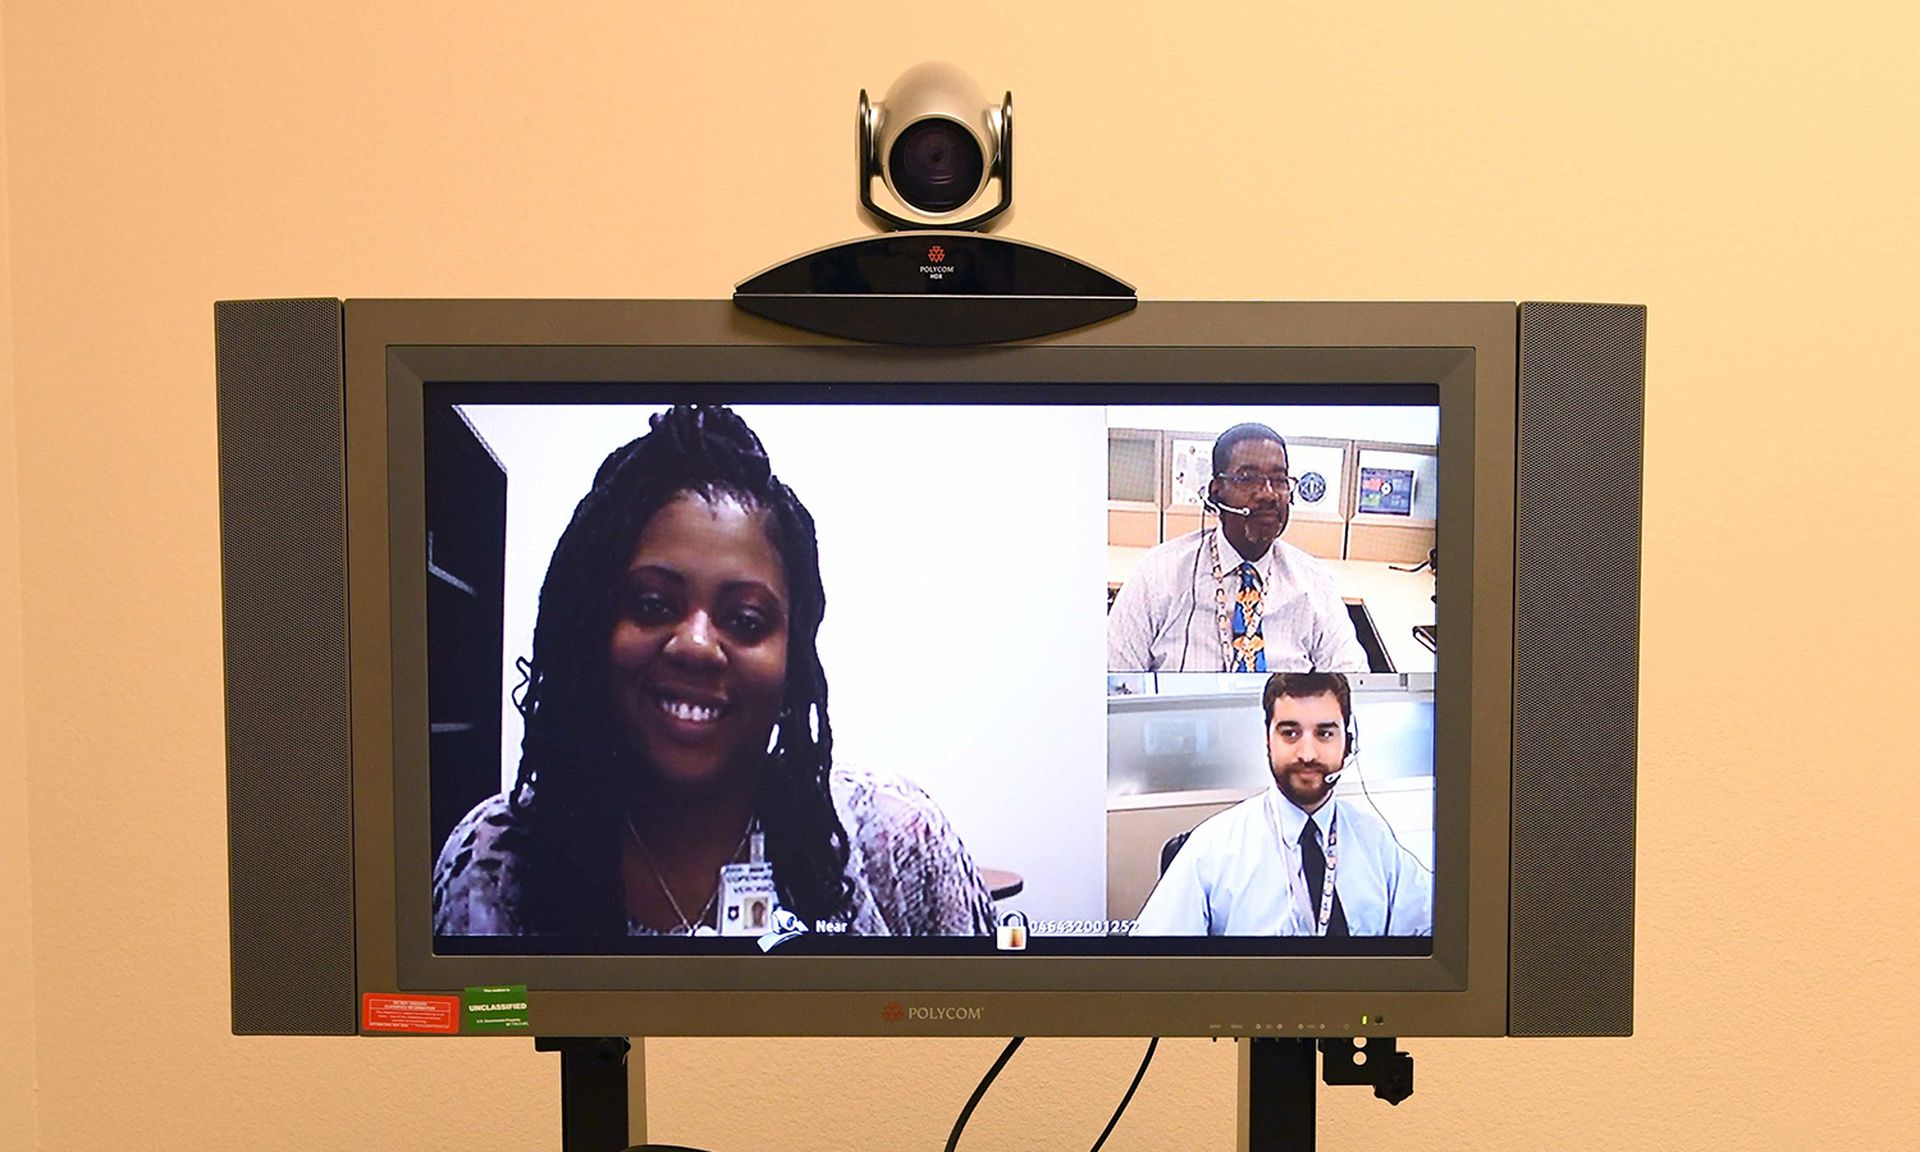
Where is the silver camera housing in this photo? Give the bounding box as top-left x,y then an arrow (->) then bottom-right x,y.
858,63 -> 1011,231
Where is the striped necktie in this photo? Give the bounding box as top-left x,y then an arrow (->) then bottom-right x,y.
1229,561 -> 1267,672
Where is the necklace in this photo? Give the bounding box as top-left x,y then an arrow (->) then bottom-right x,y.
624,813 -> 754,935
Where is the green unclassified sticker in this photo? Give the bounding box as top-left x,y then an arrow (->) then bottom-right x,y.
462,985 -> 531,1031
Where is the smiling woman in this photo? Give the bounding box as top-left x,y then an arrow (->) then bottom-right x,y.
431,404 -> 996,940
609,493 -> 792,797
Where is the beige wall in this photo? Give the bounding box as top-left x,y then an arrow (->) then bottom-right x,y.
6,2 -> 1918,1150
1,9 -> 41,1147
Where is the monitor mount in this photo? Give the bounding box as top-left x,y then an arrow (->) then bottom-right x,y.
1243,1036 -> 1414,1150
536,1033 -> 1412,1152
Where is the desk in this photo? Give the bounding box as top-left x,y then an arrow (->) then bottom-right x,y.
1321,558 -> 1435,673
981,868 -> 1024,901
1106,547 -> 1436,673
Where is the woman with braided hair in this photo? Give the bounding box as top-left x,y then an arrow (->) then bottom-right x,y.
432,404 -> 995,939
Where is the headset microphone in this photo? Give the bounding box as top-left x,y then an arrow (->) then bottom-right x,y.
1180,490 -> 1253,672
1322,709 -> 1361,786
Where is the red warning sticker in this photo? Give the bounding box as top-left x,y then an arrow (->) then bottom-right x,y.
362,993 -> 460,1034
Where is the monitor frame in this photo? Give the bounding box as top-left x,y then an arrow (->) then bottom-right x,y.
337,299 -> 1515,1038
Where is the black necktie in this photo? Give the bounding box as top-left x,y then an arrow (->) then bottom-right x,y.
1299,817 -> 1350,937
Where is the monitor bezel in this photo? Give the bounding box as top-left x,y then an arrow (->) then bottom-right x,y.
344,299 -> 1515,1037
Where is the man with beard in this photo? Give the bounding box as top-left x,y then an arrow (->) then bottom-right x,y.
1107,423 -> 1367,673
1131,672 -> 1431,937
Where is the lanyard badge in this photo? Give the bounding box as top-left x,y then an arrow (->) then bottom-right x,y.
1279,804 -> 1341,937
1313,814 -> 1340,937
718,828 -> 777,937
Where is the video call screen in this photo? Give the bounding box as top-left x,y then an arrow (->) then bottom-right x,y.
422,385 -> 1438,958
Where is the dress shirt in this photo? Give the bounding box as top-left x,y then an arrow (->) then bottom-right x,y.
1107,529 -> 1368,673
1132,787 -> 1432,937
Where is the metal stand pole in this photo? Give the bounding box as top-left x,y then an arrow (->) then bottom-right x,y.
1241,1039 -> 1318,1152
537,1036 -> 632,1152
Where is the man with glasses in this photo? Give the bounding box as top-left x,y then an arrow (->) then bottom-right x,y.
1108,422 -> 1368,672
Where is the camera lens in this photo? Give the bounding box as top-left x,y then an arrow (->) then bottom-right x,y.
887,119 -> 985,214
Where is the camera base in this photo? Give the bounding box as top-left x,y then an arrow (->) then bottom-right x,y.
733,231 -> 1134,345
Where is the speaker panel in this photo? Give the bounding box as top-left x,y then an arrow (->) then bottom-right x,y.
1509,301 -> 1645,1036
216,298 -> 358,1034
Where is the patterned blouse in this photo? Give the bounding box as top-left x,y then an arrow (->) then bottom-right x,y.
433,765 -> 996,937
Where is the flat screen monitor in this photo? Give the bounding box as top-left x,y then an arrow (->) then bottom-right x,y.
217,299 -> 1642,1042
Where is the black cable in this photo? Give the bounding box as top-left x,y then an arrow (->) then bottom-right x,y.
943,1037 -> 1024,1152
1088,1038 -> 1159,1152
1390,546 -> 1439,574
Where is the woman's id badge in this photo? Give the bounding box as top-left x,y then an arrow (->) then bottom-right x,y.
718,860 -> 776,936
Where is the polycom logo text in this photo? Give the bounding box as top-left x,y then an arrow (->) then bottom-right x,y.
910,1006 -> 983,1020
880,1002 -> 984,1022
